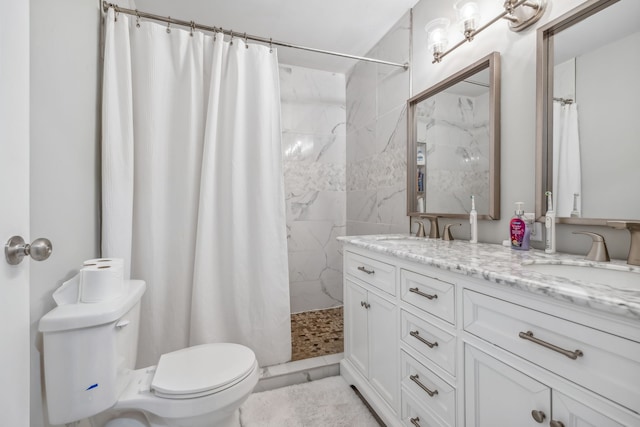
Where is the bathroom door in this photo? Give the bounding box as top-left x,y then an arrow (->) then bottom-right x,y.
0,1 -> 31,425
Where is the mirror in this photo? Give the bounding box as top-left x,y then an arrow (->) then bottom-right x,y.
407,52 -> 500,219
536,0 -> 640,224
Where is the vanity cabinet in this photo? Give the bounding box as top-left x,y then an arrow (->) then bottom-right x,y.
465,344 -> 633,427
340,243 -> 640,427
343,251 -> 398,415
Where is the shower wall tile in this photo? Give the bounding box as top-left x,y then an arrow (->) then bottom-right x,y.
280,64 -> 346,313
345,11 -> 411,237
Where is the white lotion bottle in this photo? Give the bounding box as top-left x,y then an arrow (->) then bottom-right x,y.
545,191 -> 556,253
470,195 -> 478,244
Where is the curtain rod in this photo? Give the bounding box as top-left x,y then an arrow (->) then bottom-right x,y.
102,2 -> 409,70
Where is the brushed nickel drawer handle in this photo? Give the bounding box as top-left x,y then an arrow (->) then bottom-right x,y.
409,287 -> 438,300
519,331 -> 584,360
409,374 -> 438,397
357,265 -> 375,275
410,416 -> 421,427
410,330 -> 438,348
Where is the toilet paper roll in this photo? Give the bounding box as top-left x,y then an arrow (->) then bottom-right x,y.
79,258 -> 125,303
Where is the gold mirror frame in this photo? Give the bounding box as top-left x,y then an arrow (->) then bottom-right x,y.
535,0 -> 624,225
407,52 -> 501,220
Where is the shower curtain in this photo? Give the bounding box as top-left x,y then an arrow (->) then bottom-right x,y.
552,102 -> 582,217
102,8 -> 291,367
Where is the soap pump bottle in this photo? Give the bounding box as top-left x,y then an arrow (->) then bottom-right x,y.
544,191 -> 556,254
510,202 -> 530,251
469,195 -> 478,244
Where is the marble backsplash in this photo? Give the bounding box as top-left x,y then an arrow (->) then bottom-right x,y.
345,11 -> 412,236
279,65 -> 346,313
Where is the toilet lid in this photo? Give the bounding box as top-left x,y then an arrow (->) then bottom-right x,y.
151,343 -> 256,397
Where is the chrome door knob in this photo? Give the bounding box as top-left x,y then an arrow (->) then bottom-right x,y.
5,236 -> 53,265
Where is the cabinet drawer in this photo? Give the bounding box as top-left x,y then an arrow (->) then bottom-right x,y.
345,251 -> 395,295
401,388 -> 451,427
401,310 -> 456,376
401,269 -> 455,324
463,290 -> 640,414
401,351 -> 456,427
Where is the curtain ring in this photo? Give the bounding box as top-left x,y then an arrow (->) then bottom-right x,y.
166,17 -> 171,34
190,21 -> 195,37
230,30 -> 234,45
244,32 -> 249,49
114,5 -> 119,22
135,9 -> 141,28
269,37 -> 273,53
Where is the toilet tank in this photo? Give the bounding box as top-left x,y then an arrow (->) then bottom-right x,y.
39,280 -> 146,425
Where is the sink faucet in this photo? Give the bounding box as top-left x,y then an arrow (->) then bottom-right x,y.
607,221 -> 640,266
419,215 -> 440,239
573,231 -> 610,262
443,223 -> 461,241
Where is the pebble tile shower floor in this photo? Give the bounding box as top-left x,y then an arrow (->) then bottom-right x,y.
291,307 -> 343,361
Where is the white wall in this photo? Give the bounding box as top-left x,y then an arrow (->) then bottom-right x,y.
29,1 -> 102,425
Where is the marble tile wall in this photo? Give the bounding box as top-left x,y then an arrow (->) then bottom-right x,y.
279,65 -> 346,313
346,11 -> 412,236
416,92 -> 491,214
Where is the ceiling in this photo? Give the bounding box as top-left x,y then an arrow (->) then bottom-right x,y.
132,0 -> 420,73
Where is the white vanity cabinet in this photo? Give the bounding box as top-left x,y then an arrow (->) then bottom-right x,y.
340,241 -> 640,427
343,251 -> 398,418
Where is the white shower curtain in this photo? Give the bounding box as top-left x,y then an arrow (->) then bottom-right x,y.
552,102 -> 582,217
102,9 -> 291,368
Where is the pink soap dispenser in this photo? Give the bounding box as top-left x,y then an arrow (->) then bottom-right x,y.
510,202 -> 530,251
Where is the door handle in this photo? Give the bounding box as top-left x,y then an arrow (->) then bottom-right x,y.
5,236 -> 53,265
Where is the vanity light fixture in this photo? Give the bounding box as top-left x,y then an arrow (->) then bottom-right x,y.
425,18 -> 451,63
426,0 -> 547,63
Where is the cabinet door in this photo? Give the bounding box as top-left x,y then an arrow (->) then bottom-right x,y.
345,279 -> 369,376
552,391 -> 630,427
465,345 -> 550,427
368,291 -> 398,411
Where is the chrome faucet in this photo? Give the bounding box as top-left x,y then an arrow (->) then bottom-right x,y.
419,215 -> 440,239
573,231 -> 610,262
607,221 -> 640,266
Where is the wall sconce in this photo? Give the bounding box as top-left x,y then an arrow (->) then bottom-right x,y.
425,18 -> 450,63
426,0 -> 547,63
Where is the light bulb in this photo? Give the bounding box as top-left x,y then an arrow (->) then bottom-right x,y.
425,18 -> 450,60
454,1 -> 480,37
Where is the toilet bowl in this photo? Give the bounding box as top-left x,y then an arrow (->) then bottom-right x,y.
95,343 -> 259,427
39,276 -> 259,427
97,343 -> 259,427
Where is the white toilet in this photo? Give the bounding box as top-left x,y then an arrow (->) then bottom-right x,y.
39,279 -> 259,427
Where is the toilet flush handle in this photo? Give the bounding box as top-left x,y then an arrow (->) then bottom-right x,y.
115,319 -> 130,329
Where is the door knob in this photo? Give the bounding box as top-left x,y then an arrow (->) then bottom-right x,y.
5,235 -> 53,265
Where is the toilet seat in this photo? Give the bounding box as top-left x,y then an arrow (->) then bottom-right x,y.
151,343 -> 256,399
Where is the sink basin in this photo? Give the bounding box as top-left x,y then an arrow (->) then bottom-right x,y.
522,262 -> 640,289
374,237 -> 429,246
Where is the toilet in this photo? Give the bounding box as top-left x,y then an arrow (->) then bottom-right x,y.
39,279 -> 259,427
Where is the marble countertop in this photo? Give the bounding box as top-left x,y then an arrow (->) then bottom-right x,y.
338,234 -> 640,321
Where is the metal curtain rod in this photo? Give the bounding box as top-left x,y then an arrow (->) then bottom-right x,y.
102,1 -> 409,70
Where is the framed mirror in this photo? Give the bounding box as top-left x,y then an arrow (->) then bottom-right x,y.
407,52 -> 500,219
536,0 -> 640,224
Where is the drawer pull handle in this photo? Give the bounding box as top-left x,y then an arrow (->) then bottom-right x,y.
519,331 -> 584,360
409,287 -> 438,300
531,409 -> 546,423
550,421 -> 565,427
410,416 -> 421,427
410,330 -> 438,348
357,266 -> 375,275
410,374 -> 438,397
